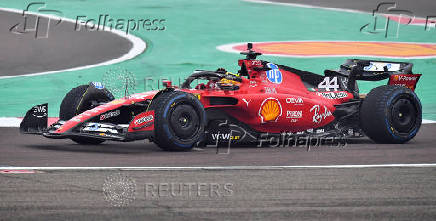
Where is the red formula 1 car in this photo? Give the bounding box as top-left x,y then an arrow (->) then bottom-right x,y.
21,43 -> 422,151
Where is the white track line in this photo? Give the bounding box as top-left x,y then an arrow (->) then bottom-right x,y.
1,164 -> 436,171
0,7 -> 146,80
0,118 -> 22,127
0,117 -> 58,127
217,41 -> 436,59
423,119 -> 436,124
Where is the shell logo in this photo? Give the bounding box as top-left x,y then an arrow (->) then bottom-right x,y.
259,98 -> 282,123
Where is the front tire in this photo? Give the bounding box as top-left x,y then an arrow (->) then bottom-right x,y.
149,91 -> 206,151
60,84 -> 113,145
360,85 -> 422,144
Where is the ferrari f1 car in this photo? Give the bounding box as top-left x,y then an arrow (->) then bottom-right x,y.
20,43 -> 422,151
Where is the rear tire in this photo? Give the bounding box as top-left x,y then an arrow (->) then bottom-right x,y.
60,84 -> 113,145
360,85 -> 422,144
149,91 -> 206,151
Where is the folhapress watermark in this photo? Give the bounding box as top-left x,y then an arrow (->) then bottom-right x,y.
361,2 -> 436,38
212,132 -> 348,154
425,16 -> 436,31
74,15 -> 166,35
257,133 -> 347,151
360,2 -> 414,38
9,2 -> 63,39
10,2 -> 166,39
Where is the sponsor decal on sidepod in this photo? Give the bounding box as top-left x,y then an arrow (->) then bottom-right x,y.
134,115 -> 154,126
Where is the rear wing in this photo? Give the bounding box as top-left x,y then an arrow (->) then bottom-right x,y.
387,73 -> 421,91
325,59 -> 421,94
342,59 -> 413,78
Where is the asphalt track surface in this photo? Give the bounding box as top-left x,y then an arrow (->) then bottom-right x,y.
1,124 -> 436,167
1,124 -> 436,219
0,10 -> 132,76
1,168 -> 436,220
268,0 -> 436,17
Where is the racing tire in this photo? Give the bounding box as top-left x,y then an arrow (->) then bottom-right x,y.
360,85 -> 422,144
59,85 -> 89,121
60,84 -> 113,145
149,90 -> 206,151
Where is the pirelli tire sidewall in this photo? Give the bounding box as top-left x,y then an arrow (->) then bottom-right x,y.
151,91 -> 206,151
360,85 -> 422,144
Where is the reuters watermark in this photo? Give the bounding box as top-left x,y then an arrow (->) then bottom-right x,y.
145,182 -> 234,199
102,173 -> 234,207
102,173 -> 137,207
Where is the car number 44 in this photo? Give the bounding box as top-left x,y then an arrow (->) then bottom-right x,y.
318,77 -> 339,91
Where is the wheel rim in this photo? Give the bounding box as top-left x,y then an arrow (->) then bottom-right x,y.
169,104 -> 201,140
391,97 -> 417,133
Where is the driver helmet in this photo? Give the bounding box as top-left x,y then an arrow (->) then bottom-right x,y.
215,68 -> 240,87
216,68 -> 240,77
224,71 -> 240,77
219,73 -> 241,87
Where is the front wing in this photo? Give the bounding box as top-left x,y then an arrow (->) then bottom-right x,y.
20,103 -> 156,142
